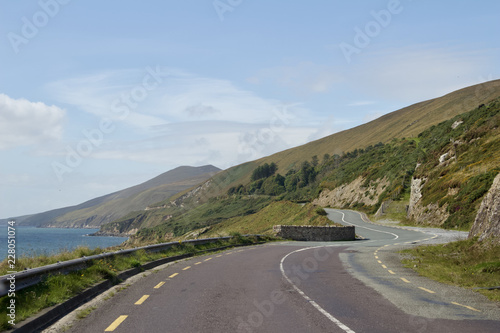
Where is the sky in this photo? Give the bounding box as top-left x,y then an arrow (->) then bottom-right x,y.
1,0 -> 499,218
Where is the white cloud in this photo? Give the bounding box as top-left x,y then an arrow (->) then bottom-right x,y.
0,94 -> 65,150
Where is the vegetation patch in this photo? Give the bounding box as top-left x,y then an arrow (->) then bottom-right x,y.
400,237 -> 500,302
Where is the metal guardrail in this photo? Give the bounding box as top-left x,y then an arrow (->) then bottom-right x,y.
0,236 -> 259,297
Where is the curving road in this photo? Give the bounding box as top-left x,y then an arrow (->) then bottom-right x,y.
61,209 -> 500,333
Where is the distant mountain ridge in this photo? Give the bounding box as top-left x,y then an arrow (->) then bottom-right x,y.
11,165 -> 221,228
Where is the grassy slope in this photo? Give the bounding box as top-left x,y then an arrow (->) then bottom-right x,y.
203,202 -> 337,237
401,238 -> 500,302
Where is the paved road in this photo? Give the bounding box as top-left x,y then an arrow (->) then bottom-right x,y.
62,209 -> 500,333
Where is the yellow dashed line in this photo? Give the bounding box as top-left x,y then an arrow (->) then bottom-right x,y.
169,273 -> 179,278
154,281 -> 165,289
204,257 -> 212,261
400,278 -> 410,283
194,262 -> 202,265
375,256 -> 379,259
451,302 -> 481,312
182,266 -> 191,270
135,295 -> 149,305
418,287 -> 436,294
382,265 -> 387,269
216,255 -> 223,257
226,252 -> 233,255
377,260 -> 382,264
388,270 -> 395,275
105,315 -> 128,331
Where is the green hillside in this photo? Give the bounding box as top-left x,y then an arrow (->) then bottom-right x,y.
105,81 -> 500,241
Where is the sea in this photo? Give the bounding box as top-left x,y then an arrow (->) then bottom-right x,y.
0,225 -> 128,261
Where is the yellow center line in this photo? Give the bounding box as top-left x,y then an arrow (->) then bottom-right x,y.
135,295 -> 149,305
388,270 -> 395,275
418,287 -> 436,294
451,302 -> 481,312
382,265 -> 387,269
194,262 -> 202,265
204,257 -> 212,261
375,256 -> 379,259
216,255 -> 223,257
154,281 -> 165,289
105,315 -> 128,331
169,273 -> 179,278
226,252 -> 233,255
182,266 -> 191,270
400,278 -> 410,283
377,260 -> 382,264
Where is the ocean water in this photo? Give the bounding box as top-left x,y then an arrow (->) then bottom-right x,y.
0,225 -> 128,261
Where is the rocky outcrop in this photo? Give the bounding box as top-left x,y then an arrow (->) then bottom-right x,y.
469,173 -> 500,242
407,177 -> 450,226
313,177 -> 389,208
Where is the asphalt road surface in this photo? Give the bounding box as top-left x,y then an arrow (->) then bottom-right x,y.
62,209 -> 500,332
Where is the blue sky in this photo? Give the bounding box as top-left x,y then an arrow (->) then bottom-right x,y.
1,0 -> 499,218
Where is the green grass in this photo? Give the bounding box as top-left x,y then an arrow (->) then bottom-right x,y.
0,236 -> 269,331
400,237 -> 500,302
204,201 -> 342,237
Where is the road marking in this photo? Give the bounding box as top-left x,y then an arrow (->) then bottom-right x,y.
388,270 -> 395,275
451,301 -> 481,312
169,273 -> 179,278
226,252 -> 233,255
154,281 -> 165,289
377,260 -> 382,264
216,255 -> 223,257
382,265 -> 387,269
337,211 -> 399,240
375,256 -> 379,259
135,295 -> 149,305
105,315 -> 128,331
182,266 -> 191,270
418,287 -> 436,294
194,262 -> 202,265
204,257 -> 212,261
400,278 -> 410,283
280,246 -> 356,333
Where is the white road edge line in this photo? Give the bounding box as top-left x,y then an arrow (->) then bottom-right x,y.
336,211 -> 399,240
280,247 -> 356,333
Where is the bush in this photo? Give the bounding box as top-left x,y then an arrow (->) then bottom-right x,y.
315,207 -> 327,216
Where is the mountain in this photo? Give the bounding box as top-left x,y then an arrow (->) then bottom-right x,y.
103,80 -> 500,241
13,165 -> 221,228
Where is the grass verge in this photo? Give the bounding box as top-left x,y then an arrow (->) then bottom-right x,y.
0,235 -> 272,331
400,237 -> 500,302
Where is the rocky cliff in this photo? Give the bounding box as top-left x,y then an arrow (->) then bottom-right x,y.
407,177 -> 450,226
313,177 -> 389,208
469,173 -> 500,242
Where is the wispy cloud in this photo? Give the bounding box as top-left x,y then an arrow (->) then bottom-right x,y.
348,101 -> 376,106
351,45 -> 495,103
247,61 -> 341,95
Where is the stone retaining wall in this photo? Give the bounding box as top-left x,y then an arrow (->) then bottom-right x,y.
273,225 -> 355,241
